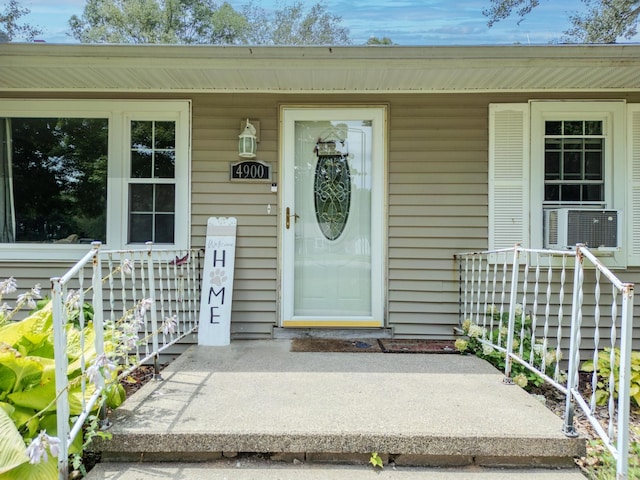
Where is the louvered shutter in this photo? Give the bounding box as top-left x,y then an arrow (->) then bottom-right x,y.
628,105 -> 640,266
488,104 -> 530,250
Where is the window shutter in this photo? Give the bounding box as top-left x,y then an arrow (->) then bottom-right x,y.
628,105 -> 640,266
488,104 -> 530,250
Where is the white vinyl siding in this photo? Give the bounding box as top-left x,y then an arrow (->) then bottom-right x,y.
488,104 -> 530,250
191,95 -> 278,337
5,93 -> 640,342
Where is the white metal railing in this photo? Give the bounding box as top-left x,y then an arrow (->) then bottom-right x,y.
455,244 -> 634,479
51,242 -> 202,479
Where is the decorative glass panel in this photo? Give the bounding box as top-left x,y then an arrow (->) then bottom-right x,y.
314,154 -> 351,241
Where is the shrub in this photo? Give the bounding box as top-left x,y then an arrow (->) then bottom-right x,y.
581,348 -> 640,407
456,305 -> 561,389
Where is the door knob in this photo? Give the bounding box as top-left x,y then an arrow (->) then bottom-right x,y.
286,207 -> 299,229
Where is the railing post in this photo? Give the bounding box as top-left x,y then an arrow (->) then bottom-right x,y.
617,283 -> 634,479
503,245 -> 520,383
51,278 -> 69,480
563,245 -> 584,437
91,242 -> 109,428
146,242 -> 161,379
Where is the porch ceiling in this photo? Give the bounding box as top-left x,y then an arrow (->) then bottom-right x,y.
2,43 -> 640,94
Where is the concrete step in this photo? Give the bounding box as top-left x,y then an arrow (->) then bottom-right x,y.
85,459 -> 586,480
92,341 -> 585,470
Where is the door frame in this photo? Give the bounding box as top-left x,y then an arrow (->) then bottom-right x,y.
279,105 -> 388,327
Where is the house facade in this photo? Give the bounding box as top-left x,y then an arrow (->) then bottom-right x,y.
1,43 -> 640,341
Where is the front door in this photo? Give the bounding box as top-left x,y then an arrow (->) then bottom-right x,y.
281,107 -> 386,327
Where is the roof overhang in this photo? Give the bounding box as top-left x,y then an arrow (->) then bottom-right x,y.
2,43 -> 640,94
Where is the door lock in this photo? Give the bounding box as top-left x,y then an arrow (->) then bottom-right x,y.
286,207 -> 299,229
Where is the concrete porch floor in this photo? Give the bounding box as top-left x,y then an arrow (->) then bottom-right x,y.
87,340 -> 586,479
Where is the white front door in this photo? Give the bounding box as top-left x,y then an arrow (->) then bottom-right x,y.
281,107 -> 386,327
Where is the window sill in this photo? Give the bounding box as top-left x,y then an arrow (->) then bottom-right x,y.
0,244 -> 100,263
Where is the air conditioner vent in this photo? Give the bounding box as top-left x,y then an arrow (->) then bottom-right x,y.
544,209 -> 621,250
546,210 -> 559,246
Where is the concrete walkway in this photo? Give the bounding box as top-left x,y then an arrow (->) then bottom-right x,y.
88,340 -> 586,479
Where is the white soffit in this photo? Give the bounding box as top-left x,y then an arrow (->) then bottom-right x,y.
1,44 -> 640,93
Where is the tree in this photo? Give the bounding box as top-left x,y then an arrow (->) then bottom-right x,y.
69,0 -> 250,44
483,0 -> 640,43
0,0 -> 42,42
565,0 -> 640,43
366,36 -> 395,45
241,1 -> 350,45
69,0 -> 351,45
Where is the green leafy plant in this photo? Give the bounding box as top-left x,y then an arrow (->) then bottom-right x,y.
581,348 -> 640,407
369,452 -> 383,469
456,305 -> 561,389
0,269 -> 147,480
581,435 -> 640,479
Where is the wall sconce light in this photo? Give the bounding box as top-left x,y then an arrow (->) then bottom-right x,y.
238,118 -> 257,158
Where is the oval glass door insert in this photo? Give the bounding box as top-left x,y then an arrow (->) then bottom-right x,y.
314,153 -> 351,241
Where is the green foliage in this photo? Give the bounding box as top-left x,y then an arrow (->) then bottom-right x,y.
0,408 -> 29,475
582,435 -> 640,479
69,0 -> 351,45
0,0 -> 42,42
483,0 -> 640,43
241,1 -> 350,45
69,0 -> 249,44
457,306 -> 560,389
581,348 -> 640,407
369,452 -> 383,469
0,294 -> 120,479
366,36 -> 396,45
565,0 -> 640,43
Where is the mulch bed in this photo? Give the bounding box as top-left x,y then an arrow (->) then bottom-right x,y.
290,338 -> 458,354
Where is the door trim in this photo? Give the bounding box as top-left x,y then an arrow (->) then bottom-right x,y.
279,105 -> 387,327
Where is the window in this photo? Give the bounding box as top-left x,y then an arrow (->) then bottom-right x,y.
489,101 -> 629,268
1,117 -> 108,245
543,120 -> 604,206
0,100 -> 191,260
128,120 -> 177,244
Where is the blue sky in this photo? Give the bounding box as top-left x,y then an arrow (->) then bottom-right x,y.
13,0 -> 634,45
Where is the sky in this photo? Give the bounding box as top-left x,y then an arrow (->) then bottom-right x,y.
11,0 -> 640,46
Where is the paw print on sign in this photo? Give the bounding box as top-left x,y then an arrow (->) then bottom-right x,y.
210,268 -> 227,286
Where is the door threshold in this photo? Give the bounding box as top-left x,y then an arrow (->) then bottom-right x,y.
272,327 -> 393,340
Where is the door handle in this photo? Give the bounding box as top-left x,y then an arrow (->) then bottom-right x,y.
286,207 -> 299,229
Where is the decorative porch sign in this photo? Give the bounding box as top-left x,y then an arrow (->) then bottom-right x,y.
198,217 -> 237,346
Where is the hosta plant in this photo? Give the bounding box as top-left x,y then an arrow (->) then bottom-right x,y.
456,305 -> 561,389
581,348 -> 640,407
0,272 -> 142,480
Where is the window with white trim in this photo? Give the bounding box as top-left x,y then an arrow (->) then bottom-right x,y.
128,120 -> 177,244
489,101 -> 629,268
0,100 -> 191,261
542,120 -> 605,206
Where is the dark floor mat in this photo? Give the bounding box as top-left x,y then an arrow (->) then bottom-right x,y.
290,338 -> 382,353
377,339 -> 457,354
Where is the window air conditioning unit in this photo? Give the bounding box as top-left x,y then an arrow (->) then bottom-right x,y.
543,208 -> 621,250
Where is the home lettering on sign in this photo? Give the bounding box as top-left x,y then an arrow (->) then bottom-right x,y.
198,217 -> 237,346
